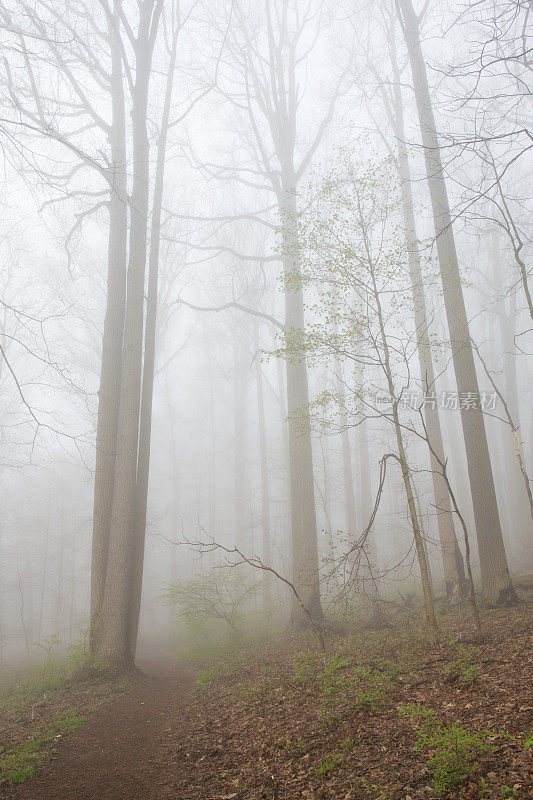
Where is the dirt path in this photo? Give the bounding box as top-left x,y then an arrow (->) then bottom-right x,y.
14,662 -> 194,800
8,608 -> 531,800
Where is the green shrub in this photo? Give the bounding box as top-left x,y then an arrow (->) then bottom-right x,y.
0,633 -> 99,716
400,704 -> 490,795
292,651 -> 395,722
165,567 -> 262,639
422,723 -> 489,795
443,645 -> 481,685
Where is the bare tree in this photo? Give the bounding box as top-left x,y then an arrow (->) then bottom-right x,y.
225,0 -> 344,624
358,9 -> 464,598
0,0 -> 129,651
395,0 -> 517,605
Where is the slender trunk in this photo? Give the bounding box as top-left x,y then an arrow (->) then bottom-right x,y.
254,318 -> 272,607
281,186 -> 322,625
384,52 -> 463,594
397,0 -> 516,605
127,19 -> 177,657
276,352 -> 289,457
234,333 -> 247,550
335,358 -> 357,538
413,481 -> 435,595
361,437 -> 380,608
491,231 -> 533,548
205,327 -> 217,540
68,524 -> 77,643
55,522 -> 64,640
164,369 -> 180,630
38,493 -> 51,642
358,416 -> 374,560
372,270 -> 439,643
393,119 -> 462,597
90,0 -> 128,655
97,2 -> 161,667
16,550 -> 31,660
318,434 -> 342,595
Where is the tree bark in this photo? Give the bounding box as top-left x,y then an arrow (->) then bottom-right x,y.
254,317 -> 273,607
390,82 -> 463,597
397,0 -> 516,605
282,187 -> 322,625
96,0 -> 163,667
127,11 -> 178,658
90,0 -> 128,656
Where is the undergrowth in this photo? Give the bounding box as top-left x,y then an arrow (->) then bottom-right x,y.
195,662 -> 226,695
0,708 -> 85,784
400,703 -> 491,795
293,650 -> 397,722
442,644 -> 482,685
314,737 -> 355,776
0,633 -> 100,717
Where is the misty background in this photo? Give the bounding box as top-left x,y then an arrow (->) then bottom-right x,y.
0,0 -> 531,663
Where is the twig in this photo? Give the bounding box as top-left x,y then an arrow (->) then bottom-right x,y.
182,534 -> 326,653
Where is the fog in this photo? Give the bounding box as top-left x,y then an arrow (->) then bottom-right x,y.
0,0 -> 531,666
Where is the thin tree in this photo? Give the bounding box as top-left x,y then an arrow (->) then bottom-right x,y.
227,0 -> 344,623
298,156 -> 440,643
395,0 -> 517,605
360,19 -> 464,598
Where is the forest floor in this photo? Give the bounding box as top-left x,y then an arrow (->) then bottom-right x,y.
0,604 -> 531,800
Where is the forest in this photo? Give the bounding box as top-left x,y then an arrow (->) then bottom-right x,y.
0,0 -> 531,798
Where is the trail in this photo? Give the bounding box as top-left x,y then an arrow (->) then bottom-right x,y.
14,661 -> 194,800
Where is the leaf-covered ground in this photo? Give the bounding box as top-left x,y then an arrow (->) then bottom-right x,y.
155,606 -> 532,800
2,605 -> 532,800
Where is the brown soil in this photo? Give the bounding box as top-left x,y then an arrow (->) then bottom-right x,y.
2,607 -> 532,800
10,663 -> 193,800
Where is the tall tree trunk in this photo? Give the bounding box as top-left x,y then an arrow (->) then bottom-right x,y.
282,186 -> 322,625
206,326 -> 217,541
357,417 -> 379,602
491,230 -> 533,555
233,2 -> 335,626
164,369 -> 180,631
318,433 -> 343,596
68,523 -> 77,643
38,492 -> 51,642
276,351 -> 289,458
90,0 -> 128,655
96,1 -> 162,667
389,78 -> 462,597
55,519 -> 65,640
234,332 -> 248,550
254,317 -> 272,607
358,418 -> 372,538
127,16 -> 178,657
397,0 -> 516,605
